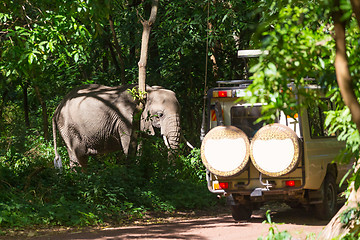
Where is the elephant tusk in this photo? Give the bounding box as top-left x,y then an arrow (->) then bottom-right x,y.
186,140 -> 194,149
181,135 -> 194,149
163,135 -> 170,148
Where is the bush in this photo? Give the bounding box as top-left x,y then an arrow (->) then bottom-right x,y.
257,211 -> 292,240
0,133 -> 217,228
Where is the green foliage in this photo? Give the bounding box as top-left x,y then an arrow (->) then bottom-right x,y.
325,105 -> 360,164
257,210 -> 292,240
338,205 -> 360,239
127,87 -> 147,104
0,131 -> 215,229
3,0 -> 360,235
178,148 -> 207,181
246,1 -> 360,238
0,0 -> 260,148
245,2 -> 335,122
0,1 -> 259,230
248,0 -> 360,162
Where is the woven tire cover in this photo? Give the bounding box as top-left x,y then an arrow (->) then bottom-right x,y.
201,126 -> 250,177
250,123 -> 300,177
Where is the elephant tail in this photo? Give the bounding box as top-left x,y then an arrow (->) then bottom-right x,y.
52,116 -> 63,169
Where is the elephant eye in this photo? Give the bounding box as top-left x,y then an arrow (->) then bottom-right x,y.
156,112 -> 164,118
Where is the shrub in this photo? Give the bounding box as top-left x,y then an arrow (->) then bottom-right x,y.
0,133 -> 217,228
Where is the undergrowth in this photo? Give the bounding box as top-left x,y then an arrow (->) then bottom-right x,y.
0,133 -> 216,230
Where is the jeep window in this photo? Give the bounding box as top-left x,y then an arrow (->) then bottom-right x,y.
231,105 -> 265,138
308,99 -> 334,138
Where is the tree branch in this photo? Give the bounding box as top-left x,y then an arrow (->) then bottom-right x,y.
34,85 -> 49,140
148,0 -> 159,25
109,15 -> 126,84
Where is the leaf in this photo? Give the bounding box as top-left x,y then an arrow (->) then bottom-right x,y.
47,41 -> 54,52
324,112 -> 333,127
354,173 -> 360,191
318,57 -> 325,69
340,168 -> 352,187
266,62 -> 277,76
249,63 -> 262,73
221,12 -> 229,23
74,52 -> 79,62
28,53 -> 35,64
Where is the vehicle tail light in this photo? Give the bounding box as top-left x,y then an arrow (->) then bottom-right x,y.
218,91 -> 228,97
213,90 -> 232,98
213,181 -> 229,190
219,182 -> 229,189
286,180 -> 295,187
285,180 -> 301,187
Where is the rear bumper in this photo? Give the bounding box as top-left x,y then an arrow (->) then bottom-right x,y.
206,170 -> 307,203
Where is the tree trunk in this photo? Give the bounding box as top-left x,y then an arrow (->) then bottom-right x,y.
107,39 -> 122,74
207,19 -> 220,82
109,15 -> 126,84
321,181 -> 360,239
351,0 -> 360,26
34,86 -> 49,140
137,0 -> 158,93
102,49 -> 109,72
128,0 -> 159,158
128,0 -> 141,64
333,0 -> 360,131
0,89 -> 8,131
22,83 -> 30,128
320,1 -> 360,238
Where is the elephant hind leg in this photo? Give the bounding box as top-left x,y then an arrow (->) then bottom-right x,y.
77,156 -> 88,168
67,149 -> 79,168
67,148 -> 89,168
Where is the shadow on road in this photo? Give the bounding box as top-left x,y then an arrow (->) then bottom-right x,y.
24,205 -> 330,240
250,205 -> 330,226
2,203 -> 331,240
30,216 -> 237,240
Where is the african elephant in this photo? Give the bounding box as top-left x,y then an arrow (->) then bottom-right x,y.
52,84 -> 181,168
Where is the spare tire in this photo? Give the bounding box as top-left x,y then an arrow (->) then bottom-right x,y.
201,126 -> 250,177
250,123 -> 301,177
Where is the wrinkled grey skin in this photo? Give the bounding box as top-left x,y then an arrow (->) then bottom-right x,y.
52,84 -> 180,168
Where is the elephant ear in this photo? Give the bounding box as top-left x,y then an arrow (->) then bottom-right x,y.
140,102 -> 155,135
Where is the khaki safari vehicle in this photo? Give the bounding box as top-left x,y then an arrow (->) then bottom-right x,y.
200,50 -> 349,221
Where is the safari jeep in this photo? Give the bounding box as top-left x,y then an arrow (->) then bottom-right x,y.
200,51 -> 349,221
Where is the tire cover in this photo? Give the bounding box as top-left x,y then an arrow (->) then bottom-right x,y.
250,123 -> 300,177
201,126 -> 250,177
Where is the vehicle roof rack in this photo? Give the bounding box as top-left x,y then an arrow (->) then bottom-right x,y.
237,49 -> 269,79
216,80 -> 253,87
237,49 -> 269,58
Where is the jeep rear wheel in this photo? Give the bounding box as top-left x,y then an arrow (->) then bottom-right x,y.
315,174 -> 337,220
230,205 -> 252,221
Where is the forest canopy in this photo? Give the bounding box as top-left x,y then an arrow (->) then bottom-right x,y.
1,0 -> 360,237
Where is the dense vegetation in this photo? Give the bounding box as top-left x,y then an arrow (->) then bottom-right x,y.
0,0 -> 259,229
1,0 -> 360,238
247,1 -> 360,239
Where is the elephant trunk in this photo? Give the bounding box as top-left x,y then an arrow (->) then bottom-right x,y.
162,114 -> 181,150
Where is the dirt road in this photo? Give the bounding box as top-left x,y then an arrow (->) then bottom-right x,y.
4,204 -> 329,240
